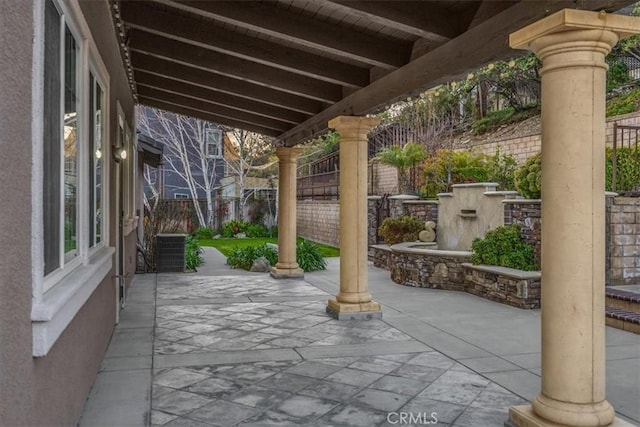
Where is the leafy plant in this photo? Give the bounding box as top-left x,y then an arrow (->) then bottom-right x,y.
194,226 -> 216,240
378,216 -> 425,244
245,223 -> 268,238
185,235 -> 204,271
222,219 -> 249,237
376,142 -> 428,193
606,146 -> 640,192
514,152 -> 542,199
606,88 -> 640,117
226,244 -> 278,270
488,148 -> 517,190
472,106 -> 539,136
296,240 -> 327,272
606,61 -> 630,92
471,224 -> 536,271
420,150 -> 492,197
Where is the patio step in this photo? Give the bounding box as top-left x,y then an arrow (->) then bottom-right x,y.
605,288 -> 640,334
605,288 -> 640,313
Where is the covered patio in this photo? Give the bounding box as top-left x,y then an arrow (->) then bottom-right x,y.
112,2 -> 640,426
78,249 -> 640,426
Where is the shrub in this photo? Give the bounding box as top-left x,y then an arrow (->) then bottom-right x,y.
421,150 -> 492,197
296,240 -> 327,272
514,152 -> 542,199
267,225 -> 278,238
606,146 -> 640,192
245,223 -> 268,238
488,148 -> 517,190
471,224 -> 536,271
606,87 -> 640,117
185,236 -> 204,271
194,226 -> 215,240
226,244 -> 278,270
378,216 -> 425,244
222,220 -> 248,237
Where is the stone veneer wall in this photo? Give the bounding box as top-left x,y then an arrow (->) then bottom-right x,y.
297,200 -> 340,247
389,249 -> 470,291
608,197 -> 640,285
403,200 -> 439,223
464,265 -> 541,309
503,200 -> 542,270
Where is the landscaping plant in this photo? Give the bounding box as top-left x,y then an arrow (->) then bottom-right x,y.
226,244 -> 278,270
185,235 -> 204,271
296,239 -> 327,272
471,224 -> 536,271
514,152 -> 541,199
378,216 -> 425,245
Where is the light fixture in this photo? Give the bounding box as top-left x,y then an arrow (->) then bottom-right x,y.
95,149 -> 102,159
112,146 -> 127,162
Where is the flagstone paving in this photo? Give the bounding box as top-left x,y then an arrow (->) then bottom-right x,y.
149,274 -> 527,426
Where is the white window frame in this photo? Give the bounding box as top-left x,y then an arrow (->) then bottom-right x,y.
205,127 -> 223,159
31,0 -> 114,357
174,193 -> 190,199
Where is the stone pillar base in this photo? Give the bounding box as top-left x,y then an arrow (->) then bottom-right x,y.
326,298 -> 382,320
270,267 -> 304,279
508,405 -> 635,427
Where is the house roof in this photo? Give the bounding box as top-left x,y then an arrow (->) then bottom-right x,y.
114,0 -> 634,146
137,131 -> 164,167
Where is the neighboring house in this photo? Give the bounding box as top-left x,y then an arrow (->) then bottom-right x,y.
220,175 -> 278,225
0,1 -> 149,425
137,106 -> 227,201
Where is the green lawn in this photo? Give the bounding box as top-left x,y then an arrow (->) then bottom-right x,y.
199,237 -> 340,258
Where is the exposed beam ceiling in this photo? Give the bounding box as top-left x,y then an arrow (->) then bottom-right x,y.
116,0 -> 635,146
121,2 -> 370,88
154,0 -> 412,69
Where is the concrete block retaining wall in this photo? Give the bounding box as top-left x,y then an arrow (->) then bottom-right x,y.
297,200 -> 339,248
608,197 -> 640,285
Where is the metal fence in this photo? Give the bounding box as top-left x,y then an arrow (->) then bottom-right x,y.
612,123 -> 640,193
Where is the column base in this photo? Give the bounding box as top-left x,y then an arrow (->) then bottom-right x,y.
270,267 -> 304,279
508,405 -> 634,427
326,298 -> 382,320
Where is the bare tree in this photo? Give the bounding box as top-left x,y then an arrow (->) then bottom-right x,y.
223,128 -> 275,221
137,106 -> 222,228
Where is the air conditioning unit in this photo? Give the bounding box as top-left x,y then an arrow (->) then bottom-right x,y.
156,234 -> 186,273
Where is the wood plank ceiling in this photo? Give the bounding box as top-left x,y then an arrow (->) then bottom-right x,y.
114,0 -> 634,145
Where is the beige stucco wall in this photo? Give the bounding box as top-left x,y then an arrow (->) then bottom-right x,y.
0,1 -> 137,425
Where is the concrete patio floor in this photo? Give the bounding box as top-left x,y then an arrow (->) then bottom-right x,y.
79,248 -> 640,426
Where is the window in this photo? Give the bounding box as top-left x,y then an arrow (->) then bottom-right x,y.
89,73 -> 105,247
43,0 -> 82,275
174,193 -> 189,199
205,128 -> 222,158
42,0 -> 108,281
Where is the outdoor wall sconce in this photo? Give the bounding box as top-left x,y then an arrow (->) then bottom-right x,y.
112,146 -> 127,162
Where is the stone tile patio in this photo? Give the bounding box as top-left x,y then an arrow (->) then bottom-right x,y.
147,274 -> 526,426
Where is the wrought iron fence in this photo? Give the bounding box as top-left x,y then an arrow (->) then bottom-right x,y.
611,123 -> 640,193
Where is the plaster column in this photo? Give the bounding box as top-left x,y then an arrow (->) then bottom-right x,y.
509,10 -> 640,427
271,147 -> 304,279
327,116 -> 381,319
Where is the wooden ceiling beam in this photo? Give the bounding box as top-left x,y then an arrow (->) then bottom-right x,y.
276,0 -> 635,145
137,86 -> 292,132
156,0 -> 411,69
131,53 -> 322,116
318,0 -> 458,40
138,97 -> 281,137
135,72 -> 310,125
121,2 -> 369,88
129,30 -> 343,104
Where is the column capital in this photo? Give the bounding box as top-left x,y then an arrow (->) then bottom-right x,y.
510,9 -> 639,51
275,146 -> 303,162
328,116 -> 381,138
